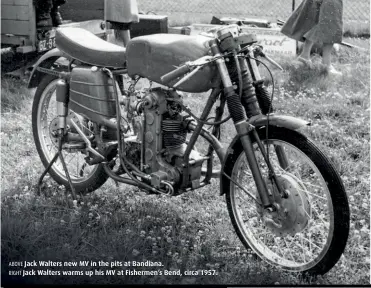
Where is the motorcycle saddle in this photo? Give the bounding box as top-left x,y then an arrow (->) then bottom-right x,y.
56,27 -> 127,68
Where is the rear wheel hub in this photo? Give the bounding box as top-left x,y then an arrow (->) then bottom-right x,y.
49,111 -> 83,148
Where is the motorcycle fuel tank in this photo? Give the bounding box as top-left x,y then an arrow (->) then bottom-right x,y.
69,66 -> 116,125
126,34 -> 220,93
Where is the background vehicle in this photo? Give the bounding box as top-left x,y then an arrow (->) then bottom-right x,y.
1,0 -> 167,74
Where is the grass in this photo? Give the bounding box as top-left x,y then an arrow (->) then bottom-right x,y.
1,38 -> 370,285
1,77 -> 30,112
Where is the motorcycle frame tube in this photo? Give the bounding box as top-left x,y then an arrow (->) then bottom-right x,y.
203,94 -> 227,183
181,87 -> 221,189
210,39 -> 272,208
187,122 -> 226,164
103,164 -> 148,188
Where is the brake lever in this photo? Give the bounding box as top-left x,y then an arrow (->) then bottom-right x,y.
252,45 -> 284,71
263,54 -> 284,71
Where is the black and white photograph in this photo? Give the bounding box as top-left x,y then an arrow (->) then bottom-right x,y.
1,0 -> 370,286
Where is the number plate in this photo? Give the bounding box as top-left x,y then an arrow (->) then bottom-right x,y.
38,36 -> 56,52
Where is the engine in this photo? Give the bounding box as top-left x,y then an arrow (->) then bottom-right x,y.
124,87 -> 205,195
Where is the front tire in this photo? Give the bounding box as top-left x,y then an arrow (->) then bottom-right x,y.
32,75 -> 108,194
223,126 -> 349,275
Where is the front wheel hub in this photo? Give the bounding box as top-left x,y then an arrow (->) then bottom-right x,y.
259,174 -> 311,237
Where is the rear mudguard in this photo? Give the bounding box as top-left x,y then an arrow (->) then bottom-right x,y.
28,48 -> 71,88
219,114 -> 310,195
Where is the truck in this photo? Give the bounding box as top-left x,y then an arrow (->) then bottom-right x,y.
1,0 -> 106,73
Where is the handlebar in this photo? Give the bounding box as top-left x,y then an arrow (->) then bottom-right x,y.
160,64 -> 191,85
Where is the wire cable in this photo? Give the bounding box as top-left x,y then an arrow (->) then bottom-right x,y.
240,54 -> 276,165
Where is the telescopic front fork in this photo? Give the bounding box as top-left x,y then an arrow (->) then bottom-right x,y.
245,49 -> 289,170
209,39 -> 272,208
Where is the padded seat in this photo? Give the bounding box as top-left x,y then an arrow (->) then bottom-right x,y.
56,27 -> 126,68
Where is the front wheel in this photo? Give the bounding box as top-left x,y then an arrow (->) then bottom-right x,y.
32,75 -> 109,194
223,126 -> 349,275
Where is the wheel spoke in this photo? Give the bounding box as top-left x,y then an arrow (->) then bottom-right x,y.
65,153 -> 75,166
299,234 -> 322,251
273,237 -> 285,258
283,237 -> 297,262
76,155 -> 79,177
243,170 -> 252,177
301,181 -> 323,190
297,187 -> 327,201
301,235 -> 307,262
228,173 -> 261,206
288,235 -> 306,263
255,230 -> 271,238
262,228 -> 269,246
236,192 -> 258,210
311,208 -> 329,227
302,207 -> 312,221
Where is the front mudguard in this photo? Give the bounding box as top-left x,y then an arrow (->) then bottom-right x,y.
249,114 -> 310,130
28,48 -> 71,88
219,114 -> 310,195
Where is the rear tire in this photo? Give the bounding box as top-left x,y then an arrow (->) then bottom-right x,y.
223,126 -> 349,275
32,74 -> 108,194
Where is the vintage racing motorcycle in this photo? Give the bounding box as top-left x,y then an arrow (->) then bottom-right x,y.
28,24 -> 349,275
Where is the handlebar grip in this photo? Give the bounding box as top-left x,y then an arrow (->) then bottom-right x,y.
161,65 -> 191,84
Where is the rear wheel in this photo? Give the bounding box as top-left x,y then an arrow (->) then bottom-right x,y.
32,75 -> 108,194
223,126 -> 349,275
